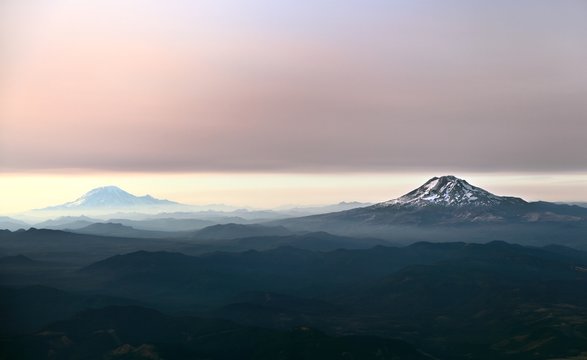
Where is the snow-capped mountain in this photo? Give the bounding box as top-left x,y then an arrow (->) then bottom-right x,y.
276,175 -> 587,233
379,175 -> 526,208
39,186 -> 181,211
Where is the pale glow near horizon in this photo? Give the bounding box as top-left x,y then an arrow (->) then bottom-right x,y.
1,172 -> 586,215
1,1 -> 586,212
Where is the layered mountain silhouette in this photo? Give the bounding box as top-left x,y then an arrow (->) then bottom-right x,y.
6,241 -> 583,360
275,175 -> 587,246
3,225 -> 587,358
34,215 -> 99,230
0,217 -> 29,231
27,186 -> 371,221
192,223 -> 293,240
3,176 -> 587,360
71,222 -> 176,239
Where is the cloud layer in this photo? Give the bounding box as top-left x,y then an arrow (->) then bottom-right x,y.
1,0 -> 586,172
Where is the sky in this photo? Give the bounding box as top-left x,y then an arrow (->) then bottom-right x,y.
1,0 -> 586,212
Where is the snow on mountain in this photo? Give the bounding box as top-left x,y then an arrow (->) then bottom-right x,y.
275,176 -> 587,237
40,186 -> 180,211
378,175 -> 526,208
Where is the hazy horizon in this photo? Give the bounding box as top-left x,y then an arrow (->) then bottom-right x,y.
1,172 -> 586,216
2,3 -> 587,358
1,0 -> 586,213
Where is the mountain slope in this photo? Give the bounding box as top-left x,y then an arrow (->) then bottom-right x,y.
213,232 -> 389,252
0,217 -> 29,231
34,216 -> 99,230
379,175 -> 526,208
71,222 -> 180,239
0,228 -> 199,264
75,241 -> 578,306
275,176 -> 587,244
331,242 -> 587,360
40,186 -> 179,210
192,223 -> 293,240
105,217 -> 215,231
5,241 -> 587,359
70,242 -> 587,359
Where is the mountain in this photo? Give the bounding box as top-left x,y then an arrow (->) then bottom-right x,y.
74,247 -> 392,305
105,217 -> 215,231
0,228 -> 200,265
4,240 -> 587,359
560,201 -> 587,208
275,175 -> 587,245
71,222 -> 179,239
65,242 -> 587,359
276,201 -> 373,216
378,175 -> 526,208
39,186 -> 181,211
192,223 -> 294,240
210,232 -> 389,252
331,242 -> 587,360
34,215 -> 100,230
72,243 -> 495,306
0,217 -> 29,231
177,231 -> 389,253
0,226 -> 385,265
29,187 -> 284,220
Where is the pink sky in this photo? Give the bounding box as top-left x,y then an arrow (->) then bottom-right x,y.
1,1 -> 586,209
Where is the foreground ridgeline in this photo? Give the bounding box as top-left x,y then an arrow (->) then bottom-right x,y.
2,241 -> 587,359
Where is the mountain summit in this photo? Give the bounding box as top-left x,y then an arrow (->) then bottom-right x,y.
380,175 -> 526,208
40,186 -> 180,211
276,175 -> 587,233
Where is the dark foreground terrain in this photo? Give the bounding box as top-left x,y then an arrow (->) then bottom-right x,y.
2,228 -> 587,360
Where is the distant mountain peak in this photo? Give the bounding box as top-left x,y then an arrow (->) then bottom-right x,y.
380,175 -> 526,207
39,186 -> 180,211
85,185 -> 126,193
